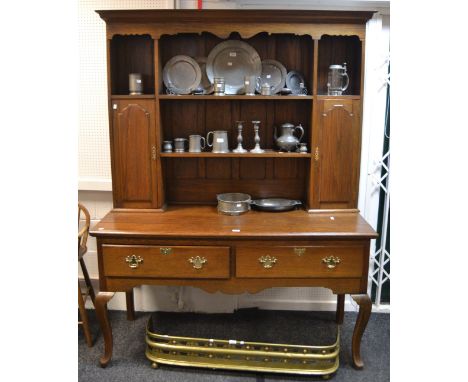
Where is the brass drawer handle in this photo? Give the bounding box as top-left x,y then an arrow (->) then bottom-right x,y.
294,247 -> 306,256
188,256 -> 207,269
125,255 -> 143,269
160,247 -> 172,255
259,255 -> 277,269
322,255 -> 341,269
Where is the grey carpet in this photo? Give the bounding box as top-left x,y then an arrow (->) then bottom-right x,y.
79,309 -> 389,382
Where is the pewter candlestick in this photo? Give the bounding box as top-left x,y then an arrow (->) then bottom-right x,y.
250,120 -> 264,153
233,121 -> 247,153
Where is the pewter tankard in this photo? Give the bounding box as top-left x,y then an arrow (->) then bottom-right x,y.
206,130 -> 229,153
189,134 -> 206,152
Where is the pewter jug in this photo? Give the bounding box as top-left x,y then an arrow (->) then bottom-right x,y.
274,123 -> 304,152
206,130 -> 229,153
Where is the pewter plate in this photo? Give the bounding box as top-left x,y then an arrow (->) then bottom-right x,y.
256,59 -> 287,95
163,55 -> 202,95
286,70 -> 307,95
194,57 -> 214,95
206,40 -> 262,95
251,198 -> 302,212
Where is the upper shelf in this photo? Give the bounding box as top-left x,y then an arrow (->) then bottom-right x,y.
159,95 -> 313,101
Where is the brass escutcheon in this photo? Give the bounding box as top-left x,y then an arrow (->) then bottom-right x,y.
259,255 -> 277,269
322,255 -> 341,269
188,256 -> 207,269
294,247 -> 306,256
125,254 -> 143,269
160,247 -> 172,255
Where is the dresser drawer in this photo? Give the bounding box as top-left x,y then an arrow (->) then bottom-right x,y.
102,245 -> 230,279
236,246 -> 364,278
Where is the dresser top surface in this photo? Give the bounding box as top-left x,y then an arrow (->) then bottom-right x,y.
90,206 -> 377,240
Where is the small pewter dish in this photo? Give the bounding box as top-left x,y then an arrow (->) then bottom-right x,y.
217,193 -> 252,215
251,198 -> 302,212
280,87 -> 292,95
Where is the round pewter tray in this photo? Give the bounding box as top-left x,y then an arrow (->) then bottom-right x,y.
206,40 -> 262,95
256,59 -> 287,94
251,198 -> 302,212
163,55 -> 202,95
286,70 -> 306,95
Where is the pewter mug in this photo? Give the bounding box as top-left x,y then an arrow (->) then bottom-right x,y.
260,82 -> 273,96
129,73 -> 143,95
327,63 -> 349,95
189,134 -> 206,152
274,123 -> 304,152
174,138 -> 188,152
163,140 -> 173,153
206,130 -> 229,153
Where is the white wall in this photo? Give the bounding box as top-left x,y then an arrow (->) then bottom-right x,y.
78,0 -> 390,313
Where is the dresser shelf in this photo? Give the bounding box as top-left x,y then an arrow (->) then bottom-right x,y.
160,152 -> 312,158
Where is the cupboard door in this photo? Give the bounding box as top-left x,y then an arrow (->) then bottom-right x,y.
111,100 -> 158,208
313,99 -> 361,209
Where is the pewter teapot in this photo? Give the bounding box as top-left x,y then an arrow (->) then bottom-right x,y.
274,123 -> 304,152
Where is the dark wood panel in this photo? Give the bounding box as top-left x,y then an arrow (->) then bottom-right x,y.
98,10 -> 375,26
112,100 -> 157,208
110,35 -> 154,95
159,32 -> 313,96
160,100 -> 311,152
314,99 -> 361,208
317,35 -> 361,95
166,178 -> 306,203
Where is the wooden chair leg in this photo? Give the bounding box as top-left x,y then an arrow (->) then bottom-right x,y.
336,294 -> 345,324
95,291 -> 115,367
351,294 -> 372,369
79,257 -> 96,304
78,282 -> 93,347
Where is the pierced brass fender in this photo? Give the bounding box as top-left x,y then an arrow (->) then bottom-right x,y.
322,256 -> 341,269
125,254 -> 144,269
189,256 -> 207,269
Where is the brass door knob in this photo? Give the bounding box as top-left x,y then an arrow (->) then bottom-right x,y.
259,255 -> 277,269
188,256 -> 207,269
322,255 -> 341,269
125,255 -> 143,269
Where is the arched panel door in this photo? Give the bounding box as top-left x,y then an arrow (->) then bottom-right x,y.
111,100 -> 158,208
312,99 -> 361,209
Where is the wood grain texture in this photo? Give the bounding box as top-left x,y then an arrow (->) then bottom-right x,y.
97,10 -> 375,26
351,294 -> 372,369
102,245 -> 230,279
89,206 -> 377,239
313,98 -> 361,209
236,245 -> 364,278
111,99 -> 158,208
95,292 -> 115,367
